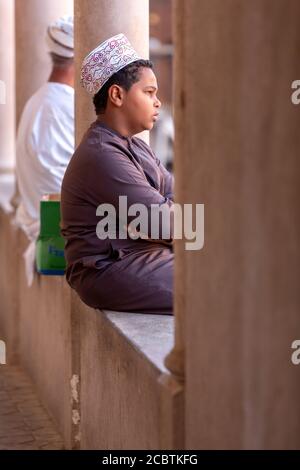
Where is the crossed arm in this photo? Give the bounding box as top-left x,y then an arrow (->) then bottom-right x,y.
91,144 -> 174,244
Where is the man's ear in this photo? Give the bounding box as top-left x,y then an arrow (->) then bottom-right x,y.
108,85 -> 124,108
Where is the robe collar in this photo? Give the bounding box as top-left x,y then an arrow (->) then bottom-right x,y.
93,120 -> 133,143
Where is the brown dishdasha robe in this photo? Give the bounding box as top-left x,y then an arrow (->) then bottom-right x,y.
61,120 -> 174,314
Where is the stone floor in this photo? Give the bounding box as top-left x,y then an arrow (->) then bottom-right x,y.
0,365 -> 64,450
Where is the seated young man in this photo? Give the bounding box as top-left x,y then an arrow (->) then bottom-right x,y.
61,33 -> 174,315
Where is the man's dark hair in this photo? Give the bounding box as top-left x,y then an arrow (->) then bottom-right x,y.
93,59 -> 153,115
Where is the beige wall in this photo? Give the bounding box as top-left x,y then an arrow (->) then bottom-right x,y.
18,231 -> 73,447
172,0 -> 300,449
79,308 -> 181,449
0,212 -> 20,364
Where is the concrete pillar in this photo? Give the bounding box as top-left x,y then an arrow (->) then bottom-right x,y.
15,0 -> 73,126
170,0 -> 300,449
0,0 -> 15,211
164,1 -> 185,384
73,0 -> 149,449
74,0 -> 149,144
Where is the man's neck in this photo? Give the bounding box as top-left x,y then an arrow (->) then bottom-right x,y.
48,67 -> 74,88
96,114 -> 134,138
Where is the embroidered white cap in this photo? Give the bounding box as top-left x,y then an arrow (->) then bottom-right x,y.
80,33 -> 142,95
46,15 -> 74,59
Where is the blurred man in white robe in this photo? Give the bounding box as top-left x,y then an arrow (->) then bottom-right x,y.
14,15 -> 74,285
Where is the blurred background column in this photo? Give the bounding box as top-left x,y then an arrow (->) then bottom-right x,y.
72,0 -> 149,449
15,0 -> 73,126
149,0 -> 174,171
74,0 -> 149,144
168,0 -> 300,449
0,0 -> 15,211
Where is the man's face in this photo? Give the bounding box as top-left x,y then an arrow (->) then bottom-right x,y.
122,67 -> 161,134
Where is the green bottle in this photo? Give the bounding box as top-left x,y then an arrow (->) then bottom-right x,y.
36,200 -> 66,275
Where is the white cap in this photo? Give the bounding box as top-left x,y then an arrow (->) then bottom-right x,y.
46,15 -> 74,59
80,33 -> 142,95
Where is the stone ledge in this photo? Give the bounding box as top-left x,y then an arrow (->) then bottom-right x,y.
100,310 -> 174,374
